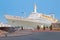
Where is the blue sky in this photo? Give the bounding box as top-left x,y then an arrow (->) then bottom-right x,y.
0,0 -> 60,23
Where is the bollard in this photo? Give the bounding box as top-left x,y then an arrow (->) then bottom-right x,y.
37,25 -> 40,30
43,27 -> 45,30
21,26 -> 23,30
49,25 -> 52,30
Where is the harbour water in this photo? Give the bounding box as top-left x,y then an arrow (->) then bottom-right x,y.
0,32 -> 60,40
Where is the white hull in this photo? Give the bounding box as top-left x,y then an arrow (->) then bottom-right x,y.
5,16 -> 51,29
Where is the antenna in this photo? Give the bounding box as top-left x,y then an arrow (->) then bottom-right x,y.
50,13 -> 55,18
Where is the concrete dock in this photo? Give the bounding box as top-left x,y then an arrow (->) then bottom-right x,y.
0,28 -> 60,37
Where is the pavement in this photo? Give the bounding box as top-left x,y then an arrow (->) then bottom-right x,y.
0,29 -> 33,37
0,32 -> 60,40
0,29 -> 60,37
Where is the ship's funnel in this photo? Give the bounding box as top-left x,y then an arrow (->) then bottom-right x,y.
34,4 -> 37,13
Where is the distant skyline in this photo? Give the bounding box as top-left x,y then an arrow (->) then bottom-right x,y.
0,0 -> 60,23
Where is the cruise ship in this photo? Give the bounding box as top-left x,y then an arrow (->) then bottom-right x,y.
4,4 -> 58,30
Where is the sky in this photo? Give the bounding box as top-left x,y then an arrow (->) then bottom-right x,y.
0,0 -> 60,23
